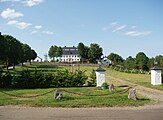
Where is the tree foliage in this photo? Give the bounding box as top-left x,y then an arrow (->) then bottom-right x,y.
3,35 -> 22,69
77,42 -> 90,63
124,56 -> 135,69
77,42 -> 85,62
155,55 -> 163,68
48,45 -> 62,61
107,53 -> 124,65
0,34 -> 7,62
88,43 -> 103,63
135,52 -> 149,70
0,33 -> 37,69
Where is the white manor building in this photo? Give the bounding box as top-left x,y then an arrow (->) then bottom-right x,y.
60,46 -> 81,63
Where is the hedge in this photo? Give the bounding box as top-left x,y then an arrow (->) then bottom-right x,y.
1,69 -> 88,89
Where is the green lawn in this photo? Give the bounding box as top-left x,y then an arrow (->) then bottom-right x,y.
0,87 -> 150,107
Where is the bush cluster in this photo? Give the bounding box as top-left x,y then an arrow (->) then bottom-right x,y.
0,69 -> 88,89
12,70 -> 52,88
86,69 -> 96,86
0,70 -> 12,88
52,69 -> 87,87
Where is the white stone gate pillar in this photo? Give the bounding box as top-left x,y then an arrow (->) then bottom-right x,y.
150,66 -> 162,85
96,67 -> 106,87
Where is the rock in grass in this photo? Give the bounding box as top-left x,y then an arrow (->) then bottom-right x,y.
54,89 -> 62,100
109,83 -> 115,92
128,88 -> 137,100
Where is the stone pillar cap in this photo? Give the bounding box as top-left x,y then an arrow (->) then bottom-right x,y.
96,67 -> 106,72
150,66 -> 162,70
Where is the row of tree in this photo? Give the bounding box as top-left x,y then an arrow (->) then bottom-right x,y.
0,33 -> 37,69
47,42 -> 162,71
107,52 -> 163,71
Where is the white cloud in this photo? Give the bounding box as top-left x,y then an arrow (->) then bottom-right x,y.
7,20 -> 32,29
1,8 -> 23,19
131,26 -> 136,29
110,22 -> 118,26
0,0 -> 20,2
43,30 -> 54,35
23,0 -> 44,7
34,25 -> 42,29
0,0 -> 44,7
102,26 -> 109,32
31,30 -> 38,34
112,24 -> 127,32
125,31 -> 151,36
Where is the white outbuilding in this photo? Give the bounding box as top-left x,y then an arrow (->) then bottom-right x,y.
96,67 -> 106,87
150,66 -> 162,85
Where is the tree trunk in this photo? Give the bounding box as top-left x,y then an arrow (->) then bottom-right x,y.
6,61 -> 8,70
13,63 -> 15,70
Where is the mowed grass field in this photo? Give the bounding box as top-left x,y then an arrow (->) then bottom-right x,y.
1,62 -> 160,107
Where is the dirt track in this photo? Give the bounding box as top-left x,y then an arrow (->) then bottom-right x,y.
0,105 -> 163,120
0,76 -> 163,120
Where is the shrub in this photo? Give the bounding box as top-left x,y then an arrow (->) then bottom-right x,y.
11,69 -> 88,88
73,70 -> 88,86
86,69 -> 96,86
101,82 -> 108,87
52,70 -> 71,87
12,70 -> 33,88
0,70 -> 12,88
52,70 -> 88,87
12,69 -> 52,88
33,70 -> 52,88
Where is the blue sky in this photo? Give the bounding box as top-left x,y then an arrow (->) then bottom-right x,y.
0,0 -> 163,60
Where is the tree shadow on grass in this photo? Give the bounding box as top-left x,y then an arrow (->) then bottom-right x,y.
137,97 -> 150,101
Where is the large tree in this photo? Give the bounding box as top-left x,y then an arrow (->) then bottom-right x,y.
20,44 -> 32,65
56,46 -> 62,57
155,55 -> 163,68
0,34 -> 7,62
3,35 -> 22,69
147,57 -> 155,69
123,56 -> 135,69
135,52 -> 149,71
84,46 -> 89,60
29,49 -> 37,64
107,53 -> 124,65
48,45 -> 58,61
88,43 -> 103,63
77,42 -> 85,63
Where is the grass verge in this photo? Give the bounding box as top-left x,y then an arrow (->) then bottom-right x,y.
0,87 -> 151,107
